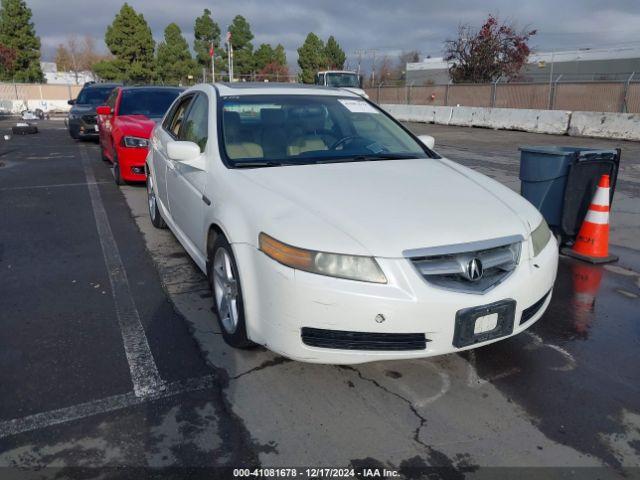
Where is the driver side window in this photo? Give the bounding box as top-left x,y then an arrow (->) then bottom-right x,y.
163,95 -> 193,138
179,94 -> 208,152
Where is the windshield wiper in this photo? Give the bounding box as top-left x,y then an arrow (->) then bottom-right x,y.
315,153 -> 422,164
234,161 -> 284,168
233,160 -> 307,168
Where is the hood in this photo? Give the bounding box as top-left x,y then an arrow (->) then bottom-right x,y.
70,104 -> 97,115
239,158 -> 538,258
116,115 -> 157,137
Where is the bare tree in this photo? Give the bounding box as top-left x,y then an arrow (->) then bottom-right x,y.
444,14 -> 536,83
54,35 -> 105,83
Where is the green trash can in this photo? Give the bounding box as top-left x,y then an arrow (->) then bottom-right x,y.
519,146 -> 620,242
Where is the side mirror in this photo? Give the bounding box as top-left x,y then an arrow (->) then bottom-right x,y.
167,141 -> 201,162
96,105 -> 112,116
67,99 -> 76,105
418,134 -> 435,150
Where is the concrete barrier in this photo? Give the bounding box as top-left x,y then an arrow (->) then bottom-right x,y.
382,104 -> 571,136
568,111 -> 640,141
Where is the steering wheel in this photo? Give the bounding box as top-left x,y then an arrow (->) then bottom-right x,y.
328,135 -> 361,151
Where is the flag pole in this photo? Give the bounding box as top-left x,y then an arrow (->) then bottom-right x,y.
227,31 -> 233,82
211,41 -> 215,83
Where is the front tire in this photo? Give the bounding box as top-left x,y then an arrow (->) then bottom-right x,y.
113,154 -> 124,186
209,235 -> 253,349
147,173 -> 166,229
100,144 -> 110,162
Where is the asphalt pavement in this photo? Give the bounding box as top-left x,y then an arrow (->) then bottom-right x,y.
0,119 -> 638,479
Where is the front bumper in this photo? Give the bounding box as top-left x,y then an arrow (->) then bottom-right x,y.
116,145 -> 148,182
68,116 -> 99,137
234,236 -> 558,364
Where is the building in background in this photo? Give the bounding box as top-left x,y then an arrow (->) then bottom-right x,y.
40,62 -> 95,85
406,46 -> 640,85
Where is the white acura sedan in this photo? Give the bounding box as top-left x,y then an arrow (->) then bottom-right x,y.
145,83 -> 558,364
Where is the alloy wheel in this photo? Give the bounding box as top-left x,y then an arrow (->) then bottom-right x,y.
213,247 -> 239,334
147,176 -> 156,222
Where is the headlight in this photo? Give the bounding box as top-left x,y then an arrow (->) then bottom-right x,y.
122,136 -> 150,148
531,219 -> 551,257
259,232 -> 387,284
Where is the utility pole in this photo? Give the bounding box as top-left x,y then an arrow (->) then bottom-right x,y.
368,49 -> 379,86
354,49 -> 365,75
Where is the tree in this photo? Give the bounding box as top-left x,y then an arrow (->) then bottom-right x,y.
92,59 -> 121,81
0,0 -> 44,82
56,35 -> 108,83
227,15 -> 254,76
54,44 -> 72,71
0,43 -> 16,76
253,43 -> 275,72
156,23 -> 196,85
193,8 -> 221,75
254,43 -> 287,72
80,36 -> 103,72
102,3 -> 156,82
444,14 -> 536,83
297,33 -> 325,84
324,36 -> 345,70
274,44 -> 287,66
258,61 -> 289,81
399,50 -> 420,65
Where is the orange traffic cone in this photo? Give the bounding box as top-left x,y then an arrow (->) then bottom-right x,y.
562,174 -> 618,264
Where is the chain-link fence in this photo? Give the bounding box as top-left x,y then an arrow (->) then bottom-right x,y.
366,80 -> 640,113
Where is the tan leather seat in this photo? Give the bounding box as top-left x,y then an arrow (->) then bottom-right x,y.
226,143 -> 263,159
287,112 -> 329,156
224,111 -> 263,159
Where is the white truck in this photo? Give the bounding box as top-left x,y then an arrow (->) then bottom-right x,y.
315,70 -> 368,98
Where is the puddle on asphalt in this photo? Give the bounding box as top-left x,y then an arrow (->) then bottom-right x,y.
468,254 -> 640,467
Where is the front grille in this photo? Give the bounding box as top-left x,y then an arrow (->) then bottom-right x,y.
520,291 -> 550,324
301,327 -> 427,351
407,236 -> 522,294
82,114 -> 97,125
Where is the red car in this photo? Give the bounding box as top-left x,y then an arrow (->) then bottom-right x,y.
97,86 -> 182,184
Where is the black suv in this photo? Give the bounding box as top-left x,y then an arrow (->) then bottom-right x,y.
66,83 -> 119,140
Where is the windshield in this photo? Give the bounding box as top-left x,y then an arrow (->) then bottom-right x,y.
76,87 -> 115,106
119,89 -> 182,117
325,73 -> 360,88
220,95 -> 429,167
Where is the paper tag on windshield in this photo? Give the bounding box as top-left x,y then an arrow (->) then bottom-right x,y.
338,99 -> 379,114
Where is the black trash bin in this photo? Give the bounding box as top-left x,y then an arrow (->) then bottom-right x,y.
519,146 -> 620,243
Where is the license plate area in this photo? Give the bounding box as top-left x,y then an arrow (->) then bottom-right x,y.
453,299 -> 516,348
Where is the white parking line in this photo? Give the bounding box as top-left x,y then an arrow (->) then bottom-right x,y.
79,146 -> 164,398
0,181 -> 110,191
0,375 -> 216,439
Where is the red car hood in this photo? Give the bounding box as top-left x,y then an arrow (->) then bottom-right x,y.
116,115 -> 157,137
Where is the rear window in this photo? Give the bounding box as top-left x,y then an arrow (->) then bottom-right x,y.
119,89 -> 182,118
76,87 -> 115,105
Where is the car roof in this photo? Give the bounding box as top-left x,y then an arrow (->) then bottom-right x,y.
119,86 -> 183,92
213,82 -> 359,97
83,83 -> 120,90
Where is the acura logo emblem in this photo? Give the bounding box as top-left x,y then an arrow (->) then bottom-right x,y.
466,258 -> 483,281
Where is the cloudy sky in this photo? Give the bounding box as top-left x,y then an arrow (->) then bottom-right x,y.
29,0 -> 640,70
